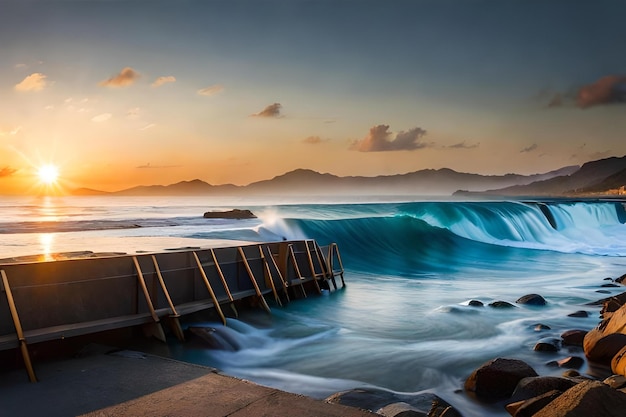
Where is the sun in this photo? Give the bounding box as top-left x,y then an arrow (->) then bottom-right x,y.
38,164 -> 60,185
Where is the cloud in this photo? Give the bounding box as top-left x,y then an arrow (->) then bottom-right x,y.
136,163 -> 180,169
520,143 -> 538,153
447,141 -> 479,149
350,124 -> 428,152
91,113 -> 112,122
139,123 -> 155,131
14,73 -> 47,92
303,136 -> 329,144
99,67 -> 140,87
0,167 -> 17,177
152,75 -> 176,87
577,75 -> 626,108
126,107 -> 141,119
197,84 -> 224,96
252,103 -> 282,118
0,126 -> 22,136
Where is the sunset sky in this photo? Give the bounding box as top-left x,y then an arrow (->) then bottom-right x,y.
1,0 -> 625,194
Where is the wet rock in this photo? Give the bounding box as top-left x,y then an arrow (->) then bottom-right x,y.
376,402 -> 425,417
516,294 -> 547,306
557,356 -> 585,369
203,209 -> 256,219
488,301 -> 516,309
604,277 -> 615,281
604,375 -> 626,389
533,380 -> 626,417
427,397 -> 463,417
534,338 -> 561,352
510,376 -> 577,403
326,389 -> 453,415
562,369 -> 581,378
468,300 -> 483,307
187,327 -> 239,351
611,345 -> 626,376
583,330 -> 626,366
545,360 -> 559,368
464,358 -> 538,402
506,389 -> 562,417
616,273 -> 626,284
567,310 -> 589,318
561,329 -> 587,347
534,324 -> 551,331
597,290 -> 612,294
603,283 -> 621,288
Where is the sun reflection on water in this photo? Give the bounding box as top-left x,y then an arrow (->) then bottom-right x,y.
39,233 -> 55,262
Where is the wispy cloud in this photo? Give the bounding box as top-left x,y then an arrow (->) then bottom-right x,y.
520,143 -> 538,153
251,103 -> 282,118
577,75 -> 626,108
350,124 -> 429,152
99,67 -> 140,88
447,141 -> 479,149
139,123 -> 155,131
91,113 -> 112,123
14,73 -> 47,92
136,163 -> 180,169
0,126 -> 22,137
303,136 -> 329,145
197,84 -> 224,96
0,167 -> 17,177
152,75 -> 176,87
126,107 -> 141,119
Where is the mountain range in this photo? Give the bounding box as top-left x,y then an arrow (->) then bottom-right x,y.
72,155 -> 626,197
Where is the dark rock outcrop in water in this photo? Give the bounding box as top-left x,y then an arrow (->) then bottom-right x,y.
203,209 -> 256,219
464,358 -> 538,401
516,294 -> 547,306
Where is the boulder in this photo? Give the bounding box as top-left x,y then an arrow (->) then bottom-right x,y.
583,329 -> 626,365
488,301 -> 516,309
611,345 -> 626,376
203,209 -> 256,219
510,376 -> 577,403
505,390 -> 562,417
604,374 -> 626,389
567,310 -> 589,318
376,402 -> 425,417
516,294 -> 547,306
557,356 -> 585,369
464,358 -> 538,402
560,329 -> 587,347
468,300 -> 484,307
534,324 -> 551,331
615,273 -> 626,284
534,338 -> 561,352
533,380 -> 626,417
326,389 -> 455,415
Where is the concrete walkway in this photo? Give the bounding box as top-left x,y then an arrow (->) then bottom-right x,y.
0,345 -> 376,417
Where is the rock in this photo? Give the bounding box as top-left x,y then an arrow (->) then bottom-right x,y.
326,389 -> 452,415
567,310 -> 589,318
533,380 -> 626,417
376,402 -> 426,417
604,375 -> 626,389
616,273 -> 626,284
561,329 -> 587,347
534,338 -> 561,352
203,209 -> 256,219
488,301 -> 516,309
597,290 -> 612,294
611,345 -> 626,376
427,398 -> 463,417
603,283 -> 621,288
468,300 -> 483,307
583,329 -> 626,365
464,358 -> 538,402
187,327 -> 239,351
562,369 -> 581,378
557,356 -> 585,369
506,390 -> 562,417
510,376 -> 577,403
516,294 -> 547,306
534,324 -> 551,331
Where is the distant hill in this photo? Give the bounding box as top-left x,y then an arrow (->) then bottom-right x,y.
70,165 -> 582,197
462,155 -> 626,196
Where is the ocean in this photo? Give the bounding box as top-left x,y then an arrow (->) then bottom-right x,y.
2,196 -> 626,416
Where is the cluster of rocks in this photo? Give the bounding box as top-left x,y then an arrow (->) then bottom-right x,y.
203,208 -> 256,219
326,274 -> 626,417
